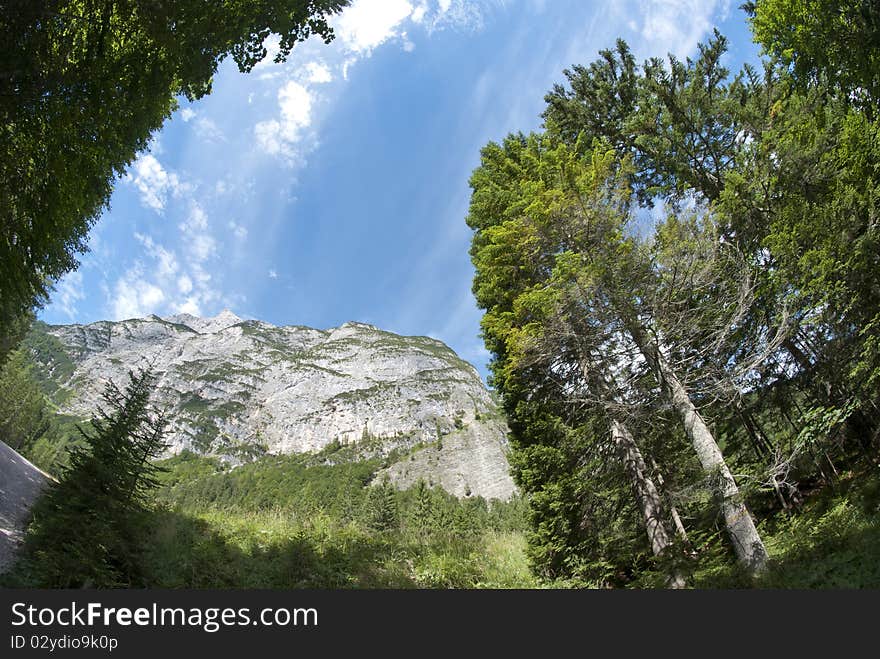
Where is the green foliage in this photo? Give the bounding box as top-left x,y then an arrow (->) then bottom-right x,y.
748,0 -> 880,109
367,476 -> 399,532
0,311 -> 34,368
544,31 -> 775,205
468,20 -> 880,587
18,322 -> 77,404
692,469 -> 880,588
32,448 -> 533,589
0,348 -> 51,453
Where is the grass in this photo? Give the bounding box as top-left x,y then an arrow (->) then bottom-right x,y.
690,466 -> 880,588
124,450 -> 536,589
138,508 -> 536,589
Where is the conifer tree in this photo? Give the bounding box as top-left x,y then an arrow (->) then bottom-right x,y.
468,133 -> 768,576
0,348 -> 50,453
368,476 -> 399,533
18,367 -> 167,587
411,478 -> 433,535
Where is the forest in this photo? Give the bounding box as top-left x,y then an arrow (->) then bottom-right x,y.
466,1 -> 880,586
1,1 -> 879,589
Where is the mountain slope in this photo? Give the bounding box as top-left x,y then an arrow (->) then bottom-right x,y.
24,312 -> 516,499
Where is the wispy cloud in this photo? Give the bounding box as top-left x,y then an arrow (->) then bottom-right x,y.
51,271 -> 85,319
108,175 -> 231,321
252,0 -> 497,165
335,0 -> 414,54
254,80 -> 315,161
124,154 -> 188,213
111,265 -> 166,320
614,0 -> 731,59
193,116 -> 226,143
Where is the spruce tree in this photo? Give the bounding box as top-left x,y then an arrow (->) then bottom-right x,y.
15,367 -> 167,587
368,476 -> 399,533
411,478 -> 433,535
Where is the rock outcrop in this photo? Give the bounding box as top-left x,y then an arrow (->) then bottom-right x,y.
24,312 -> 516,499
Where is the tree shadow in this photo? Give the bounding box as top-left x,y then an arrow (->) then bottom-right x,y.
758,522 -> 880,588
138,509 -> 418,589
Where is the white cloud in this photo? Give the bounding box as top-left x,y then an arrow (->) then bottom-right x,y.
254,34 -> 282,69
423,0 -> 487,33
254,80 -> 314,160
633,0 -> 729,59
279,81 -> 313,131
126,154 -> 186,212
335,0 -> 414,54
51,270 -> 84,319
175,297 -> 201,316
229,221 -> 248,240
268,269 -> 278,279
111,267 -> 166,320
254,120 -> 286,156
250,0 -> 495,161
177,275 -> 193,295
110,224 -> 223,322
305,61 -> 333,84
194,116 -> 226,142
411,1 -> 428,24
179,203 -> 217,263
180,107 -> 196,122
189,234 -> 216,262
135,233 -> 179,279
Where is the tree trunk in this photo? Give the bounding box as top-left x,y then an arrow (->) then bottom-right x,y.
575,351 -> 686,586
610,418 -> 687,588
649,456 -> 690,545
628,324 -> 769,574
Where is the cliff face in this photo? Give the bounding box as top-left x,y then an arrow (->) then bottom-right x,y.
26,312 -> 516,499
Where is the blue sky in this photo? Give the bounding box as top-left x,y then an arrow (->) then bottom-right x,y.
41,0 -> 761,379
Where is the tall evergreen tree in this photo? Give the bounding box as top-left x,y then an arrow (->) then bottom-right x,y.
368,476 -> 399,533
468,133 -> 769,576
16,367 -> 167,587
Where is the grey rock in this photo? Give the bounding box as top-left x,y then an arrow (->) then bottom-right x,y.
0,441 -> 52,573
29,312 -> 516,499
378,418 -> 516,500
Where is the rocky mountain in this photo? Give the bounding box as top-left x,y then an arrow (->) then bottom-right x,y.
25,312 -> 516,500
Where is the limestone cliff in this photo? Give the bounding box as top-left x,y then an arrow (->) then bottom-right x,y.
25,312 -> 516,499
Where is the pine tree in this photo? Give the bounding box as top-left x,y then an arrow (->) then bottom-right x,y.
17,367 -> 167,587
368,476 -> 399,533
411,478 -> 433,535
468,132 -> 769,576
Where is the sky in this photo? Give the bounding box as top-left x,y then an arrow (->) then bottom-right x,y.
40,0 -> 762,380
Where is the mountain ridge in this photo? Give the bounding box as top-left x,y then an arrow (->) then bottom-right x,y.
24,312 -> 516,500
